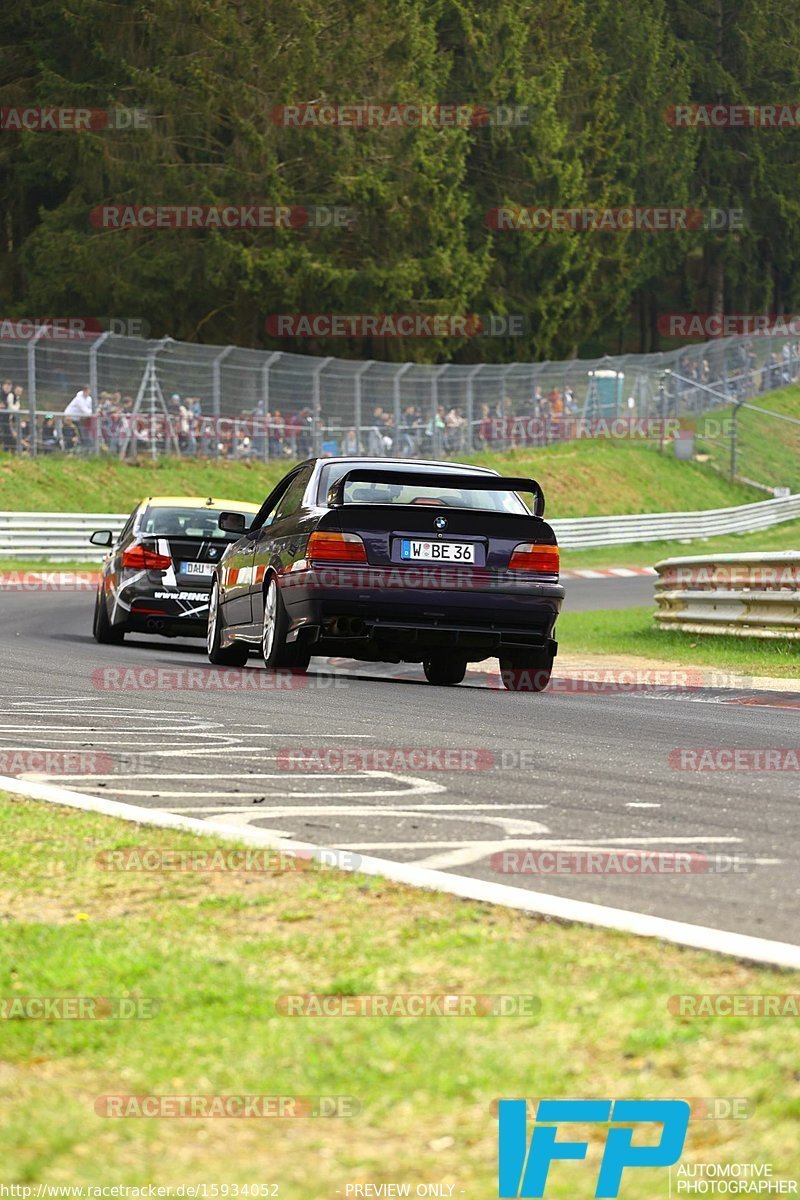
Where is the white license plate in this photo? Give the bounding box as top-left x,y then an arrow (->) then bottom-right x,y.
400,539 -> 476,563
181,561 -> 213,577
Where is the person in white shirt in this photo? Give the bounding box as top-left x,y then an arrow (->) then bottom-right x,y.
65,385 -> 93,418
64,385 -> 93,446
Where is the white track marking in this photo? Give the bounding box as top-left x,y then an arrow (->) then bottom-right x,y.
2,774 -> 796,969
352,835 -> 746,868
26,795 -> 548,812
413,840 -> 773,871
0,725 -> 217,734
189,807 -> 550,836
626,802 -> 662,808
63,771 -> 447,800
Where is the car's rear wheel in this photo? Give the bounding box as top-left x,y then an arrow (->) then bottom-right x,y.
499,653 -> 553,692
423,653 -> 467,686
207,580 -> 249,666
261,577 -> 309,672
93,590 -> 125,644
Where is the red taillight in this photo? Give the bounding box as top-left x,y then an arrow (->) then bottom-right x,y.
122,544 -> 173,571
306,531 -> 368,563
508,543 -> 560,573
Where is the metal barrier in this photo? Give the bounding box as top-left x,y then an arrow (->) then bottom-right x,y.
654,552 -> 800,638
0,512 -> 126,560
554,491 -> 800,548
2,492 -> 798,558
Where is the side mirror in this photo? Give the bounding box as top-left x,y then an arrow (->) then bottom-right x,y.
218,511 -> 247,534
90,530 -> 113,547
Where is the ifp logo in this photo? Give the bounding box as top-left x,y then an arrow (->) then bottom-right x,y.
498,1099 -> 690,1197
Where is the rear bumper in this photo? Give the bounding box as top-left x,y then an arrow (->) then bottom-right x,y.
280,564 -> 563,661
125,587 -> 211,637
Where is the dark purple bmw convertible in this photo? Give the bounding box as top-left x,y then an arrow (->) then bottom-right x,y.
206,457 -> 563,690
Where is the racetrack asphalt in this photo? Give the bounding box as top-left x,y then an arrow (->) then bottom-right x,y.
1,579 -> 798,951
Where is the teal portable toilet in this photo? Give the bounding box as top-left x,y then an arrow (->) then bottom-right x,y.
585,368 -> 624,418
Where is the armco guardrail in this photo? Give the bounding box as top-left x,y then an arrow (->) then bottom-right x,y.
1,492 -> 799,558
0,512 -> 126,560
552,492 -> 800,548
654,552 -> 800,639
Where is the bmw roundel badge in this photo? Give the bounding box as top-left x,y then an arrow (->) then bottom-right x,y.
434,516 -> 447,530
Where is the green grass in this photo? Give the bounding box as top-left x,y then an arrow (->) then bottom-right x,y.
0,438 -> 761,517
558,607 -> 800,678
459,441 -> 760,517
693,382 -> 800,493
1,794 -> 798,1191
0,454 -> 284,513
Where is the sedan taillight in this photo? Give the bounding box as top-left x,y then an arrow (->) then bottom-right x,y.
306,531 -> 368,563
508,543 -> 559,573
122,544 -> 173,570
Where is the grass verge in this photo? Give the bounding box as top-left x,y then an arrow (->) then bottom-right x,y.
695,383 -> 800,494
1,793 -> 799,1192
558,607 -> 800,678
0,439 -> 761,517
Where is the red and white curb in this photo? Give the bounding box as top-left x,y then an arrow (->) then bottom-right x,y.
561,566 -> 657,579
2,775 -> 798,970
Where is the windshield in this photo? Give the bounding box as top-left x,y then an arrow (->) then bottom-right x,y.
138,506 -> 252,540
317,463 -> 530,514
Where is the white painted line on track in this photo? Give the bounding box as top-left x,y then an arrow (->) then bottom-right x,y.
2,773 -> 797,970
23,796 -> 550,812
347,835 -> 747,869
57,771 -> 447,800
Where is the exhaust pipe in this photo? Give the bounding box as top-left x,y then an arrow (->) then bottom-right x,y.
145,617 -> 166,632
329,617 -> 367,637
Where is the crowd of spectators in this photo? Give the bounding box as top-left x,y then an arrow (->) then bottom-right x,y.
1,342 -> 797,459
667,341 -> 800,411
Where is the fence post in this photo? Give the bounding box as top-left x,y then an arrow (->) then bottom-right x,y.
730,399 -> 744,480
353,360 -> 372,454
26,326 -> 50,457
260,351 -> 282,461
501,364 -> 515,448
311,357 -> 333,455
391,362 -> 413,457
212,346 -> 235,459
89,331 -> 112,454
465,364 -> 483,452
431,364 -> 448,456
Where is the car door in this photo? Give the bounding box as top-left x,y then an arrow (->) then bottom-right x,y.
219,477 -> 295,628
249,465 -> 314,628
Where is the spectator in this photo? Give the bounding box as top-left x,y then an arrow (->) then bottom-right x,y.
399,406 -> 420,456
0,380 -> 14,451
251,399 -> 267,458
177,404 -> 197,455
426,405 -> 446,455
269,409 -> 285,457
444,406 -> 466,452
64,384 -> 93,447
40,417 -> 61,452
342,427 -> 361,455
61,417 -> 79,452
